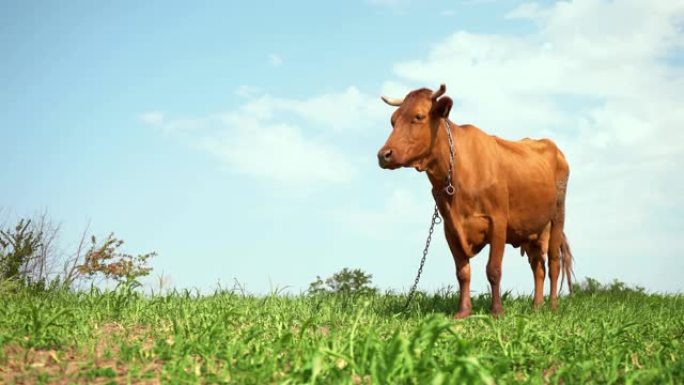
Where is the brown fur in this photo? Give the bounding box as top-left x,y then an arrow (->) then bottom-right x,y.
378,86 -> 574,317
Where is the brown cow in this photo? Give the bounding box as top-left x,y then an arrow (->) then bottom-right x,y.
377,84 -> 573,318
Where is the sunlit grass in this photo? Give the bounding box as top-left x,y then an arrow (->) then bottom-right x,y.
1,283 -> 682,384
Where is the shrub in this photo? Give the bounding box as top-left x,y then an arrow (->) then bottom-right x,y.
309,268 -> 377,295
0,219 -> 42,285
0,214 -> 156,291
77,233 -> 156,288
573,277 -> 646,295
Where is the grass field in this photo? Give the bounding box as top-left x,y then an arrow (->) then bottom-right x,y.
1,281 -> 683,384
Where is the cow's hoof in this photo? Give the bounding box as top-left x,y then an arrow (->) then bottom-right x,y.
549,300 -> 558,311
453,310 -> 472,319
491,306 -> 505,318
532,301 -> 543,311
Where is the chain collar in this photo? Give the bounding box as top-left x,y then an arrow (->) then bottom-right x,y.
444,119 -> 455,196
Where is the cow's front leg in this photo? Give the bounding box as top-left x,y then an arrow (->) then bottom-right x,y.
487,219 -> 507,317
445,231 -> 471,319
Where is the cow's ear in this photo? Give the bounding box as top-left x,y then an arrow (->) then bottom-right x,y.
431,96 -> 453,119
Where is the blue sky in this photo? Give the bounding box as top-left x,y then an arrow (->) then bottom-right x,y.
2,0 -> 683,294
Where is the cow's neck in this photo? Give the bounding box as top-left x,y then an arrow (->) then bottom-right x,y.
425,119 -> 479,256
426,119 -> 458,192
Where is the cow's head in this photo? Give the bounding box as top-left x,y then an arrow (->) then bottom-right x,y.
377,84 -> 453,171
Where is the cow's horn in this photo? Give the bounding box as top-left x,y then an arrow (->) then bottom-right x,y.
431,83 -> 446,100
381,96 -> 404,106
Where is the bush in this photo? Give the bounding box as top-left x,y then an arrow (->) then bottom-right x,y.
0,214 -> 156,291
308,268 -> 377,295
77,233 -> 155,287
573,277 -> 646,295
0,219 -> 43,285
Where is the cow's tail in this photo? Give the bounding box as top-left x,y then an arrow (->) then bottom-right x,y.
559,232 -> 575,294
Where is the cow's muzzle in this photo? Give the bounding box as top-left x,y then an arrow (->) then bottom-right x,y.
377,147 -> 397,169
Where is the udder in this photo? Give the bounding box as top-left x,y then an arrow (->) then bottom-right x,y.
519,222 -> 551,262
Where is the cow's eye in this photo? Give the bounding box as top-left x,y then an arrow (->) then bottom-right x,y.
415,114 -> 425,121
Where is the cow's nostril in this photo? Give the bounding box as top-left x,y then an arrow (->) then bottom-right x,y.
383,149 -> 392,162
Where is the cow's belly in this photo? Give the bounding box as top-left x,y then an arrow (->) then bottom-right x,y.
506,185 -> 557,245
459,213 -> 546,255
503,146 -> 559,236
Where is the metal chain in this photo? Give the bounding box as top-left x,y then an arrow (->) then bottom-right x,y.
402,118 -> 455,312
402,204 -> 441,311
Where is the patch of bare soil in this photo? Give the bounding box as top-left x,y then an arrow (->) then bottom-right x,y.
0,323 -> 162,385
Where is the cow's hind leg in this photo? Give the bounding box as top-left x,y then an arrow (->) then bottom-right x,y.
547,222 -> 564,310
527,247 -> 546,309
529,222 -> 550,309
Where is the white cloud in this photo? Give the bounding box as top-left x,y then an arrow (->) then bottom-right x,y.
269,53 -> 283,67
383,0 -> 684,289
144,87 -> 387,186
233,86 -> 386,132
332,188 -> 431,240
234,84 -> 261,98
139,111 -> 165,126
197,117 -> 354,184
505,2 -> 543,19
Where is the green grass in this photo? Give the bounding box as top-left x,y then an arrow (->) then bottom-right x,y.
1,283 -> 683,384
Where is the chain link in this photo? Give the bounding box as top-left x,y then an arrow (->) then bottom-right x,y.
402,119 -> 455,312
